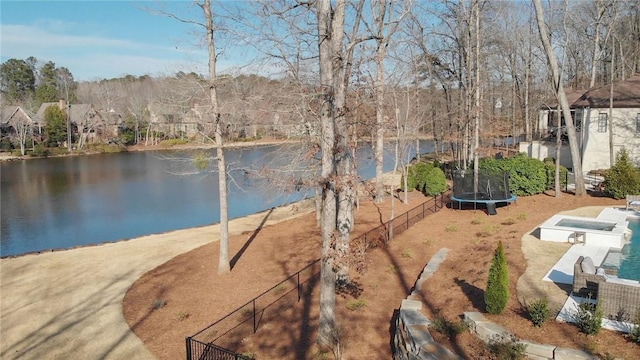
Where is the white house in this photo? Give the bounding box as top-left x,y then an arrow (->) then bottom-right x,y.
521,74 -> 640,173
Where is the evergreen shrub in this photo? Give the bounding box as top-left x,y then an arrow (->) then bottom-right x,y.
526,297 -> 550,327
605,148 -> 640,199
485,241 -> 509,314
572,297 -> 603,335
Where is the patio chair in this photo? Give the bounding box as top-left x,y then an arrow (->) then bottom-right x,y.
572,256 -> 605,298
626,194 -> 640,211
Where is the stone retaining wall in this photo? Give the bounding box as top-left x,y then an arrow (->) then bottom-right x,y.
392,248 -> 461,359
463,312 -> 599,360
392,248 -> 601,360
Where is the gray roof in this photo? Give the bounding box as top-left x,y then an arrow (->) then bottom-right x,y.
35,102 -> 99,124
572,74 -> 640,108
1,105 -> 35,125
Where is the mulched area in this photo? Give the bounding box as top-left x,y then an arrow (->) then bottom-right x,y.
123,191 -> 640,359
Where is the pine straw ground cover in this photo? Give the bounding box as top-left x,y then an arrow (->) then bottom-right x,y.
123,192 -> 640,359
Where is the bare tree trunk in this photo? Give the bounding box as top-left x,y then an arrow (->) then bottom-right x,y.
590,2 -> 607,88
533,0 -> 586,195
201,0 -> 230,274
332,0 -> 353,287
555,103 -> 562,197
372,0 -> 407,203
609,38 -> 615,167
472,0 -> 480,194
317,0 -> 337,350
373,1 -> 388,203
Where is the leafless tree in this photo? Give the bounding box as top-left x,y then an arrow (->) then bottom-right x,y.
5,107 -> 32,155
316,0 -> 340,351
151,0 -> 232,274
533,0 -> 586,195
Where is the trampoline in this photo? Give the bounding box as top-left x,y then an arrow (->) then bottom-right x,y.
450,171 -> 517,215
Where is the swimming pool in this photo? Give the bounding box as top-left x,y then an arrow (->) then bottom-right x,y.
602,219 -> 640,281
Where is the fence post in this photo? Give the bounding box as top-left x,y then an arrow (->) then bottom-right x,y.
185,337 -> 192,360
406,211 -> 409,230
253,299 -> 257,333
297,272 -> 301,302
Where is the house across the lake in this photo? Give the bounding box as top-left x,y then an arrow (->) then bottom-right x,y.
521,74 -> 640,173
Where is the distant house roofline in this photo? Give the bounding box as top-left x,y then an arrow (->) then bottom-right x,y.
572,74 -> 640,108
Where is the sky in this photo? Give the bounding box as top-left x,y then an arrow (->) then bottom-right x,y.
0,0 -> 244,82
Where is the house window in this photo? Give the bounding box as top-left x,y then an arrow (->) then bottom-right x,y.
598,113 -> 607,133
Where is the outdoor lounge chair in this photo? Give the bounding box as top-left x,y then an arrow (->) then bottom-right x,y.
573,256 -> 605,298
626,194 -> 640,211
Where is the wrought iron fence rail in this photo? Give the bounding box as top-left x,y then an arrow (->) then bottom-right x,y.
186,193 -> 448,359
186,337 -> 253,360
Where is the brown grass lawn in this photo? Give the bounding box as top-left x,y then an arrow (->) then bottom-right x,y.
123,191 -> 640,359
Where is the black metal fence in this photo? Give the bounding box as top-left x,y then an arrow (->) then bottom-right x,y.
186,338 -> 254,360
185,193 -> 448,360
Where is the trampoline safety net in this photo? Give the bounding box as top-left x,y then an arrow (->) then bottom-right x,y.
452,171 -> 511,201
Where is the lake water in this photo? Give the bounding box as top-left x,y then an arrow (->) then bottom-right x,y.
1,140 -> 436,257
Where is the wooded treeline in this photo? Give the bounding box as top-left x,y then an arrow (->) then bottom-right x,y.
2,0 -> 638,169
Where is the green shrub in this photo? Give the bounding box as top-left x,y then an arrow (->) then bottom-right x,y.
345,299 -> 366,311
544,162 -> 568,189
404,162 -> 433,191
159,138 -> 189,147
485,241 -> 509,314
430,313 -> 468,339
29,144 -> 50,157
445,223 -> 458,232
0,137 -> 13,151
487,334 -> 527,360
83,143 -> 126,153
572,297 -> 603,335
629,309 -> 640,344
527,297 -> 550,327
421,166 -> 447,196
480,153 -> 547,196
605,148 -> 640,199
175,311 -> 189,321
273,284 -> 288,296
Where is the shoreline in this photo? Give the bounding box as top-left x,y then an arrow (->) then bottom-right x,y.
0,135 -> 438,162
0,138 -> 303,162
0,197 -> 317,260
0,197 -> 317,360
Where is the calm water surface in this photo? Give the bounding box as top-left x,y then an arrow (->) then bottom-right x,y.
1,141 -> 436,257
618,219 -> 640,280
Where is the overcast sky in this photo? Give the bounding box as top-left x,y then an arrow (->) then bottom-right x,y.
0,0 -> 252,81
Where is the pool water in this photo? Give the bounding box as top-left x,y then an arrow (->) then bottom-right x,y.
617,219 -> 640,280
555,218 -> 616,231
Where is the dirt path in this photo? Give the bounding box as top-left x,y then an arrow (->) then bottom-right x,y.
0,199 -> 315,360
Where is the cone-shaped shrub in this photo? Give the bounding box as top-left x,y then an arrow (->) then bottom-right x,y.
485,241 -> 509,314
